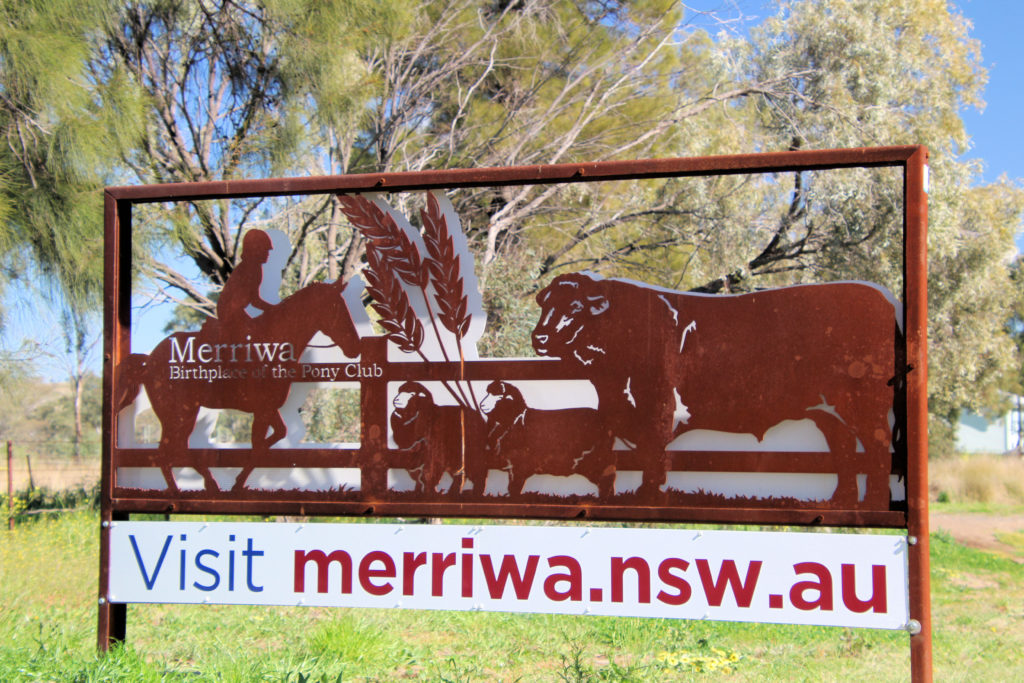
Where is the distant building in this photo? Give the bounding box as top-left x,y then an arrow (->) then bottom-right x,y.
956,395 -> 1023,454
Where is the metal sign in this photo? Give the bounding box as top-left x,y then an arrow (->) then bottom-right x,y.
100,146 -> 931,679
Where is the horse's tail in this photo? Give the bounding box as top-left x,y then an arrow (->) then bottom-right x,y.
114,353 -> 149,413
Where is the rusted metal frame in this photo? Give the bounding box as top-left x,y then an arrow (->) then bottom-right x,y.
98,192 -> 132,652
104,146 -> 923,203
105,495 -> 907,527
104,149 -> 923,534
105,475 -> 906,525
105,488 -> 901,522
903,149 -> 931,681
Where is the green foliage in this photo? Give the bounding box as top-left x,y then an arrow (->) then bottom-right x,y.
26,373 -> 102,458
212,409 -> 255,445
745,0 -> 1022,421
306,615 -> 414,673
930,526 -> 1024,575
477,248 -> 543,359
0,0 -> 141,305
0,376 -> 102,460
0,0 -> 1021,442
299,387 -> 361,444
1,483 -> 100,522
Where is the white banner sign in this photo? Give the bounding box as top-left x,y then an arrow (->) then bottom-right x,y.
109,522 -> 909,630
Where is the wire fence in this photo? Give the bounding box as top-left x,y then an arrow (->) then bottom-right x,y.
2,454 -> 99,491
4,440 -> 101,528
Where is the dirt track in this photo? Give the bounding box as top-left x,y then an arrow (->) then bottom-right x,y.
931,511 -> 1024,561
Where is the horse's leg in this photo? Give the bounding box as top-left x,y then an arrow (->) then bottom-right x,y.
252,409 -> 287,450
231,465 -> 253,493
232,410 -> 285,493
157,461 -> 179,493
153,397 -> 200,493
265,410 -> 287,448
230,417 -> 258,492
199,467 -> 221,493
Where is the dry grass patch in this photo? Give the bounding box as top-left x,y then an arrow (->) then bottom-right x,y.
930,454 -> 1024,504
1,454 -> 99,491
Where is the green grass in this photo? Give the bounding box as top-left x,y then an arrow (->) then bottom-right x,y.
930,500 -> 1024,515
2,511 -> 1022,681
995,530 -> 1024,558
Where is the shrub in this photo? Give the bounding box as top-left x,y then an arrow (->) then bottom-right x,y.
1,482 -> 100,522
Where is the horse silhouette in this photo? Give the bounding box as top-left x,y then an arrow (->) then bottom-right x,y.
115,279 -> 362,492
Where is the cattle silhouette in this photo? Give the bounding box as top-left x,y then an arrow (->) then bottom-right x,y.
531,272 -> 899,507
481,380 -> 615,497
390,381 -> 486,494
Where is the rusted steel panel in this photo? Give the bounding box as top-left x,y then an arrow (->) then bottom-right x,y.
103,148 -> 925,529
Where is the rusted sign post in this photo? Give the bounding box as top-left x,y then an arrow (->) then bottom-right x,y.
100,146 -> 930,679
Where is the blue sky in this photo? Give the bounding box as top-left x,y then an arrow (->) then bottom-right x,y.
957,0 -> 1024,185
4,0 -> 1023,381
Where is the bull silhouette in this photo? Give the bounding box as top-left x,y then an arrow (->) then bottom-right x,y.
532,272 -> 900,507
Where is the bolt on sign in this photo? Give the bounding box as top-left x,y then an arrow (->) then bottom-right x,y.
100,147 -> 932,680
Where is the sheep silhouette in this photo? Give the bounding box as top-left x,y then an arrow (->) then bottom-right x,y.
481,380 -> 615,497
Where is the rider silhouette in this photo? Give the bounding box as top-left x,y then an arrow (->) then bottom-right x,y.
213,229 -> 275,332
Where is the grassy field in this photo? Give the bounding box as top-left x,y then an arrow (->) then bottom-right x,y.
930,454 -> 1024,506
1,508 -> 1022,682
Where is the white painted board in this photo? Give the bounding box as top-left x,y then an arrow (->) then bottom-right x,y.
109,521 -> 908,630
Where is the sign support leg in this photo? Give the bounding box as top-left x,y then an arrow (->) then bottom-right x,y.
904,146 -> 932,682
97,510 -> 128,651
908,534 -> 932,682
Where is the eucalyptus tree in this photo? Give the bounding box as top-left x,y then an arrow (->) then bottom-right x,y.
88,0 -> 406,315
0,0 -> 142,404
0,0 -> 138,307
1,0 -> 1020,452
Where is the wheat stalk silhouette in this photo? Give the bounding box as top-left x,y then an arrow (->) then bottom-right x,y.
338,193 -> 476,411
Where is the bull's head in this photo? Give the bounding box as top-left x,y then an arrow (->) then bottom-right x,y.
532,273 -> 609,360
